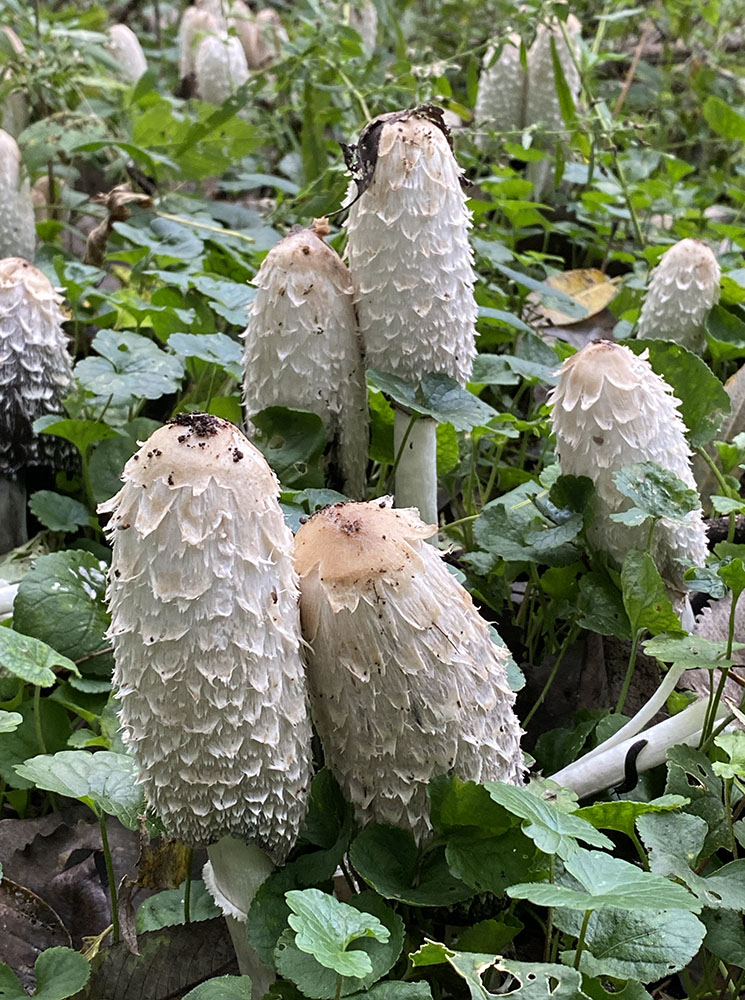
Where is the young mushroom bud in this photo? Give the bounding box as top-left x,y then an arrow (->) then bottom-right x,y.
0,130 -> 35,261
195,31 -> 249,104
636,238 -> 721,353
242,223 -> 368,498
549,340 -> 708,610
344,107 -> 477,523
0,257 -> 73,552
475,34 -> 526,145
295,498 -> 524,842
107,24 -> 148,83
1,27 -> 28,139
177,6 -> 221,86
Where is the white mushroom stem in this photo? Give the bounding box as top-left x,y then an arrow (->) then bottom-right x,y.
204,836 -> 275,991
393,409 -> 437,528
0,477 -> 26,555
0,578 -> 18,618
549,697 -> 726,799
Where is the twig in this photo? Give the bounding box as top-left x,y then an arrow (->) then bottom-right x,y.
614,23 -> 654,119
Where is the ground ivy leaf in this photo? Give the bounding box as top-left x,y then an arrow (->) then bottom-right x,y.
285,889 -> 389,978
575,796 -> 689,841
484,782 -> 613,859
6,946 -> 91,1000
613,463 -> 700,522
557,907 -> 705,982
0,628 -> 79,687
14,750 -> 143,828
182,975 -> 253,999
75,329 -> 185,407
28,491 -> 92,533
621,550 -> 682,636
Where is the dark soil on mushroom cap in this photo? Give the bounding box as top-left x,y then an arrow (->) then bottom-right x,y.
169,412 -> 220,437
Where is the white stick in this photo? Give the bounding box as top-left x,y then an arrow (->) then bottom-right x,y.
393,408 -> 437,528
204,836 -> 276,995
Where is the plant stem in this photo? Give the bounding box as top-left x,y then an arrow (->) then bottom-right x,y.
99,812 -> 120,944
615,629 -> 641,715
573,910 -> 592,970
542,855 -> 555,963
33,685 -> 47,755
184,847 -> 193,924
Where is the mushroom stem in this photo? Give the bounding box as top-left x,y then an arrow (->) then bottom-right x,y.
204,836 -> 275,991
549,697 -> 725,799
0,476 -> 26,554
393,408 -> 437,528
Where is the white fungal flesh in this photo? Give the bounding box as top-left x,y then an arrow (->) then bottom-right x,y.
242,228 -> 368,497
549,340 -> 709,588
101,416 -> 313,862
1,28 -> 28,139
295,499 -> 524,842
637,239 -> 721,353
107,24 -> 148,82
178,7 -> 221,80
392,412 -> 437,525
345,112 -> 478,387
0,257 -> 73,475
195,32 -> 249,104
0,131 -> 35,261
475,34 -> 526,142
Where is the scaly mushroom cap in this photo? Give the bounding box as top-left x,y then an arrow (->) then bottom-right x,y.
637,239 -> 721,352
242,8 -> 286,69
1,27 -> 28,139
0,257 -> 73,475
101,415 -> 313,862
0,130 -> 35,261
195,31 -> 249,104
344,109 -> 477,387
295,498 -> 524,841
178,7 -> 221,80
107,24 -> 148,83
548,340 -> 708,586
242,226 -> 368,497
475,34 -> 526,142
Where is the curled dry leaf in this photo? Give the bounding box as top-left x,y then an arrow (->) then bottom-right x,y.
85,186 -> 153,267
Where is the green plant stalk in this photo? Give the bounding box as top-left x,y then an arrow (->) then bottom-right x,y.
615,628 -> 642,715
33,685 -> 47,755
573,909 -> 592,970
542,855 -> 555,964
99,812 -> 120,944
696,446 -> 739,499
702,587 -> 742,742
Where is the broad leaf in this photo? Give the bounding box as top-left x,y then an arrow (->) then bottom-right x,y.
182,977 -> 252,1000
0,628 -> 79,687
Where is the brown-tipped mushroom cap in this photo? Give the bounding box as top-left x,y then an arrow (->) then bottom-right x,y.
101,415 -> 313,862
295,498 -> 524,841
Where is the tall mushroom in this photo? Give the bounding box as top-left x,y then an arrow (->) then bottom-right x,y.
636,238 -> 721,353
0,130 -> 35,261
0,257 -> 73,553
241,221 -> 368,497
194,30 -> 249,105
107,24 -> 148,83
475,33 -> 526,145
344,107 -> 478,525
100,414 -> 313,988
548,340 -> 708,615
294,498 -> 524,842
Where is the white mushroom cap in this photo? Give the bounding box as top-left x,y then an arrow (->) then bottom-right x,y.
242,226 -> 368,497
548,340 -> 709,588
242,8 -> 287,69
0,27 -> 28,139
195,31 -> 249,104
344,109 -> 478,387
295,498 -> 524,841
100,414 -> 313,862
178,7 -> 221,80
637,239 -> 721,352
0,257 -> 73,475
475,33 -> 526,142
0,130 -> 35,261
107,24 -> 148,83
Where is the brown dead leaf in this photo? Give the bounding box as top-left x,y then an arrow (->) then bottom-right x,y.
533,268 -> 619,327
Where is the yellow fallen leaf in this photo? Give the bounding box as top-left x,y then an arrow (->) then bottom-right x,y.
535,268 -> 619,327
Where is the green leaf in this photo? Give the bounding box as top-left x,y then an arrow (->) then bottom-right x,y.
0,947 -> 91,1000
32,417 -> 121,456
285,889 -> 389,978
366,370 -> 496,431
702,908 -> 745,966
136,880 -> 221,932
14,750 -> 143,827
28,491 -> 92,533
75,329 -> 185,407
363,984 -> 433,1000
182,976 -> 253,999
455,916 -> 523,955
168,332 -> 243,379
428,774 -> 513,835
713,730 -> 745,779
0,628 -> 79,687
703,95 -> 745,141
0,710 -> 22,733
445,827 -> 544,895
88,418 -> 162,505
576,572 -> 631,640
349,825 -> 474,906
643,633 -> 742,670
0,700 -> 72,789
582,977 -> 652,1000
484,782 -> 613,859
665,745 -> 729,855
575,795 -> 689,841
13,550 -> 111,666
706,304 -> 745,362
509,847 -> 701,912
612,463 -> 700,522
621,550 -> 681,636
556,907 -> 706,982
623,340 -> 729,447
252,407 -> 326,489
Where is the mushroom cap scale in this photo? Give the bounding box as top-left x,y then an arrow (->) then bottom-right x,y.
344,111 -> 477,387
295,499 -> 524,841
101,416 -> 313,861
242,228 -> 368,497
549,340 -> 708,586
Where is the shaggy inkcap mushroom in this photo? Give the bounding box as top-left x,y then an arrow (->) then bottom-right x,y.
100,414 -> 313,861
1,27 -> 27,139
107,24 -> 148,83
0,130 -> 35,261
549,340 -> 708,598
242,222 -> 368,497
637,238 -> 721,353
295,498 -> 524,842
475,33 -> 526,144
195,31 -> 249,104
